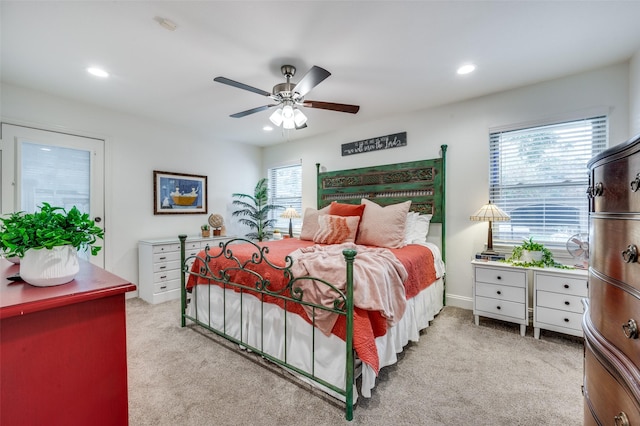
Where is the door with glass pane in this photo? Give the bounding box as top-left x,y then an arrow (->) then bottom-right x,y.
0,124 -> 105,267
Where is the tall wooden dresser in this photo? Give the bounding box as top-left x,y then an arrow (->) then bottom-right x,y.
583,133 -> 640,425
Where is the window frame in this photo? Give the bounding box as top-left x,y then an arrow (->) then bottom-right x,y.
488,115 -> 607,249
267,162 -> 303,233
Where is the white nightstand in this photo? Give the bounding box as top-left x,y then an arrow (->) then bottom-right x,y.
531,267 -> 588,339
472,260 -> 530,337
138,235 -> 234,304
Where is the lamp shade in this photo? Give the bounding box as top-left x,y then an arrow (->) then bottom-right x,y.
280,207 -> 301,219
470,201 -> 510,255
470,202 -> 510,222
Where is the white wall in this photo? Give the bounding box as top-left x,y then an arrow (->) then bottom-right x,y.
1,83 -> 262,292
630,49 -> 640,137
263,63 -> 631,309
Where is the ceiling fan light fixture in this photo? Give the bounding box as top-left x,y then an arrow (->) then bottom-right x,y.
293,109 -> 307,127
269,108 -> 283,126
282,118 -> 296,130
282,104 -> 294,120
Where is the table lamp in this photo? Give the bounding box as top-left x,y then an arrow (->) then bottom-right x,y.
470,201 -> 510,255
280,207 -> 301,238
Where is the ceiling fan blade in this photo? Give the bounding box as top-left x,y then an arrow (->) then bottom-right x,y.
214,76 -> 272,97
293,66 -> 331,97
230,104 -> 277,118
302,100 -> 360,114
295,123 -> 308,130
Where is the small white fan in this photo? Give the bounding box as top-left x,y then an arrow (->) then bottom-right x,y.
566,233 -> 589,268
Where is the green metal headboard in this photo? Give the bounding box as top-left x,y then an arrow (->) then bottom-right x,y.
316,144 -> 447,263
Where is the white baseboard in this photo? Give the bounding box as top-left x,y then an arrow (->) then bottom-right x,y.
444,294 -> 473,310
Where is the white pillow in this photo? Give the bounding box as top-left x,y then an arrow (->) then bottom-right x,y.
356,199 -> 411,248
409,214 -> 433,242
299,206 -> 330,241
404,211 -> 419,245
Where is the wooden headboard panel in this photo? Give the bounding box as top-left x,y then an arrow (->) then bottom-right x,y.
316,144 -> 447,259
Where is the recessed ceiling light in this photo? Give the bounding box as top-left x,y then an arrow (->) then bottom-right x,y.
87,67 -> 109,78
263,126 -> 273,131
457,64 -> 476,75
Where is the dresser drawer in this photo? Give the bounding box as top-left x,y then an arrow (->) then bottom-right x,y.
591,217 -> 640,290
589,274 -> 640,369
476,282 -> 524,303
475,266 -> 526,288
584,344 -> 640,426
475,296 -> 526,320
535,272 -> 587,297
536,291 -> 584,314
591,153 -> 640,213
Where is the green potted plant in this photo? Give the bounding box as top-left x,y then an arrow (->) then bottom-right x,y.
201,224 -> 210,238
507,237 -> 556,267
231,178 -> 284,242
0,203 -> 104,286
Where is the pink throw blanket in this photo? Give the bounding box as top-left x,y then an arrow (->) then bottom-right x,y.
289,243 -> 408,336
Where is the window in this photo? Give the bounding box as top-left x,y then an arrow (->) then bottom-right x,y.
268,163 -> 302,231
490,116 -> 607,247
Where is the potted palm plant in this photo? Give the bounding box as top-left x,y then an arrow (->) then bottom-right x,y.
0,203 -> 104,286
231,178 -> 284,242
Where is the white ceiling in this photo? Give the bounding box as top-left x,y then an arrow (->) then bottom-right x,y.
3,1 -> 640,147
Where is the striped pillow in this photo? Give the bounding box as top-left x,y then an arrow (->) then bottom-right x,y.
313,215 -> 360,244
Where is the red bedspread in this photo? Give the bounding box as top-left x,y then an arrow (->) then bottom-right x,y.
186,238 -> 437,374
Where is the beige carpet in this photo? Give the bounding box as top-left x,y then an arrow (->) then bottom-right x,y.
126,298 -> 583,425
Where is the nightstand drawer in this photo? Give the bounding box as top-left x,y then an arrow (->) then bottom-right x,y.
536,291 -> 584,313
475,296 -> 526,320
154,279 -> 181,294
475,267 -> 526,287
153,269 -> 181,282
536,306 -> 583,331
476,282 -> 525,303
152,243 -> 180,254
535,273 -> 587,296
153,260 -> 180,273
153,251 -> 181,263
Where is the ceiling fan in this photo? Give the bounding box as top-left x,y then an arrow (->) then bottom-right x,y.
213,65 -> 360,129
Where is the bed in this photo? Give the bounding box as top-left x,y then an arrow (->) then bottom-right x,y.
180,145 -> 447,420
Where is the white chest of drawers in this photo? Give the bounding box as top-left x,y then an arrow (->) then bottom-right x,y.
138,235 -> 233,304
472,261 -> 530,337
532,268 -> 588,339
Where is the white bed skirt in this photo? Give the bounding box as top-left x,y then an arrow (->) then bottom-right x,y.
186,276 -> 444,401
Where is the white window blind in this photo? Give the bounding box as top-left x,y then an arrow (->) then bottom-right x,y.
489,116 -> 607,247
268,163 -> 302,231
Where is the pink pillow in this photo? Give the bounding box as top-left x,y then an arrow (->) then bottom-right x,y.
313,215 -> 360,244
356,199 -> 411,248
299,206 -> 330,241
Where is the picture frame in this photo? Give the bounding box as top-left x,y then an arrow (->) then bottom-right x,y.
153,170 -> 207,215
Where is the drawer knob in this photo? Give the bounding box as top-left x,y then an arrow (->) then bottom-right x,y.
631,173 -> 640,192
564,301 -> 570,306
496,276 -> 502,280
563,318 -> 569,323
496,306 -> 501,310
563,284 -> 569,289
496,290 -> 502,295
622,319 -> 638,339
587,182 -> 604,198
614,412 -> 630,426
621,245 -> 638,263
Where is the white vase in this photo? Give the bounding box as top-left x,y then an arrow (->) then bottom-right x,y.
521,250 -> 543,262
20,245 -> 79,287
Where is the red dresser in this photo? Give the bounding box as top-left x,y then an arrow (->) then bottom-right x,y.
0,259 -> 136,425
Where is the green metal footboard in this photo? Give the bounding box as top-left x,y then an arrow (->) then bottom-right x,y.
179,235 -> 356,421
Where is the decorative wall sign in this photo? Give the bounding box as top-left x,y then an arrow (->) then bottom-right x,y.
341,131 -> 407,156
153,170 -> 207,214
